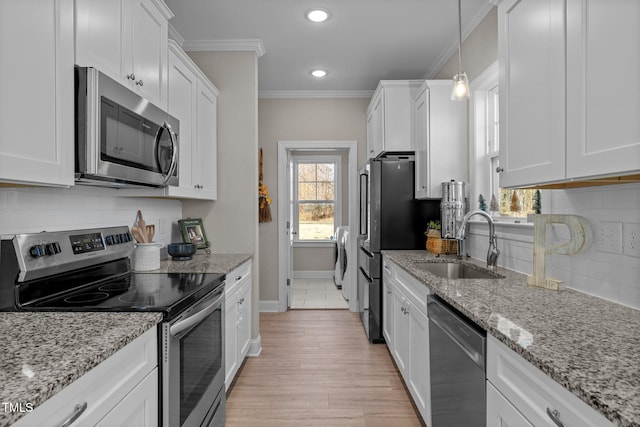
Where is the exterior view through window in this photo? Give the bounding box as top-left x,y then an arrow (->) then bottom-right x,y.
296,161 -> 337,240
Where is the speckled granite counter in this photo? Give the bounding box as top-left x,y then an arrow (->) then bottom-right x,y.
0,312 -> 162,427
383,250 -> 640,427
135,251 -> 252,275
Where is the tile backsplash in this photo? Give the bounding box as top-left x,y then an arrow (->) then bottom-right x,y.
0,187 -> 183,244
466,183 -> 640,310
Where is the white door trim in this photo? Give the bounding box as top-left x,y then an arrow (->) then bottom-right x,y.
277,140 -> 358,313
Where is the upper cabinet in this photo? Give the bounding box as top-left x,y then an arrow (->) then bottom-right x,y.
76,0 -> 173,109
497,0 -> 640,188
0,0 -> 75,187
366,80 -> 423,159
413,81 -> 468,199
165,41 -> 219,200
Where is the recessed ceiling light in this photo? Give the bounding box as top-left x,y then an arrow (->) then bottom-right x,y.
306,8 -> 330,23
310,69 -> 328,78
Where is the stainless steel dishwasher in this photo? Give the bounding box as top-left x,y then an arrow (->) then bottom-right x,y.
428,295 -> 486,427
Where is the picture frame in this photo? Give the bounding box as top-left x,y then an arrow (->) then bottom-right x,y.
178,218 -> 209,249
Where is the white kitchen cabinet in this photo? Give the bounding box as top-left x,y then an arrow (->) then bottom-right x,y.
366,80 -> 424,159
75,0 -> 172,109
164,40 -> 219,200
565,0 -> 640,178
487,381 -> 533,427
225,259 -> 252,389
413,80 -> 468,199
497,0 -> 640,188
497,0 -> 566,188
0,0 -> 74,187
382,263 -> 395,346
382,257 -> 431,425
13,327 -> 158,427
487,335 -> 614,427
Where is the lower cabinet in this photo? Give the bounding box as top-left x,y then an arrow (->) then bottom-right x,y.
487,335 -> 614,427
383,257 -> 431,425
14,327 -> 158,427
225,259 -> 252,389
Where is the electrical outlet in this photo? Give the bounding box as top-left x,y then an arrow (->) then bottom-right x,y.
623,222 -> 640,258
595,222 -> 623,254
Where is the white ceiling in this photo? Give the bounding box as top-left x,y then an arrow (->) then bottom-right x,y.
164,0 -> 493,96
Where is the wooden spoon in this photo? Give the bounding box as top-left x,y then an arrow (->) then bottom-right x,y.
136,210 -> 148,243
147,225 -> 155,242
131,226 -> 146,243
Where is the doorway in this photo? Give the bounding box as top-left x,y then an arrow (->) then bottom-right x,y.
277,140 -> 358,312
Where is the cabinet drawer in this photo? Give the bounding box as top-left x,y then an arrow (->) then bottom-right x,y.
384,258 -> 430,315
14,327 -> 157,427
225,260 -> 252,297
487,335 -> 613,427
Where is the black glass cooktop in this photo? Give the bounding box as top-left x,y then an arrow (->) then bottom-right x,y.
16,260 -> 224,321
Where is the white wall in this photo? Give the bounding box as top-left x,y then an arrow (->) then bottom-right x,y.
466,184 -> 640,309
0,186 -> 182,243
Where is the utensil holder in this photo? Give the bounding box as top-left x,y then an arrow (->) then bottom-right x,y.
133,242 -> 164,271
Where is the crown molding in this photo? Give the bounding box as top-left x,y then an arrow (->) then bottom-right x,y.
182,39 -> 266,57
258,90 -> 373,99
424,1 -> 495,79
150,0 -> 174,20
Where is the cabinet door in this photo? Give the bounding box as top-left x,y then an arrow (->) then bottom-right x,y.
382,276 -> 395,348
96,369 -> 158,427
75,0 -> 126,81
392,288 -> 410,375
224,292 -> 238,390
237,280 -> 252,359
487,381 -> 533,427
498,0 -> 566,188
130,0 -> 168,108
566,0 -> 640,178
195,81 -> 218,199
166,44 -> 197,197
408,304 -> 430,424
0,0 -> 74,187
413,84 -> 430,199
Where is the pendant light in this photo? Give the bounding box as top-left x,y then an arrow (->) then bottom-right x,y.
451,0 -> 470,101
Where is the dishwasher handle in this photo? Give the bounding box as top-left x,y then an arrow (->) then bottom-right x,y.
428,295 -> 486,370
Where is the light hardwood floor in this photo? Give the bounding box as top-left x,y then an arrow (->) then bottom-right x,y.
226,310 -> 424,426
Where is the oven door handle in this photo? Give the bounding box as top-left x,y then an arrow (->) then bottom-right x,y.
170,292 -> 223,336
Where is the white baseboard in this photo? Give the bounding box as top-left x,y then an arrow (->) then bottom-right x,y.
293,270 -> 334,279
259,300 -> 280,312
248,335 -> 262,357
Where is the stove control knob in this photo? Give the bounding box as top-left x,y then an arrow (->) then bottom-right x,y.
123,233 -> 132,243
105,235 -> 114,245
115,234 -> 123,244
45,242 -> 61,256
29,244 -> 46,258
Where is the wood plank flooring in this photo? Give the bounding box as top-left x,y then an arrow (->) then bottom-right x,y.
226,310 -> 424,426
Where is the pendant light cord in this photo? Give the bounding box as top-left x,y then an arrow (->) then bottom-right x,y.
457,0 -> 463,72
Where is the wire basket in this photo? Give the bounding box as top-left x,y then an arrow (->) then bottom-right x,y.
426,231 -> 457,255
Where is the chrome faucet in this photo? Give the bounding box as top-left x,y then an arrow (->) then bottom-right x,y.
455,210 -> 500,269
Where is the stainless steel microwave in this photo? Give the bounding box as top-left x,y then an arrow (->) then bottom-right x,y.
75,66 -> 179,188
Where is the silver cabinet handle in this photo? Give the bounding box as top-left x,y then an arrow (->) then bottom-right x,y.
236,276 -> 242,281
546,408 -> 566,427
58,402 -> 87,427
135,79 -> 144,87
126,73 -> 135,80
496,166 -> 504,173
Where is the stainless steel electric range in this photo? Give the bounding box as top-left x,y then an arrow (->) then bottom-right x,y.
0,226 -> 226,427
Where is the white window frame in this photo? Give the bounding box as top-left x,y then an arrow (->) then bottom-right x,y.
470,61 -> 546,223
291,154 -> 342,245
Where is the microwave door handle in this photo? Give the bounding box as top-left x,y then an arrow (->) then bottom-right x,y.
157,122 -> 178,185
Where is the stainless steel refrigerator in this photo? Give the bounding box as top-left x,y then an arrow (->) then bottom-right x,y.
357,154 -> 440,343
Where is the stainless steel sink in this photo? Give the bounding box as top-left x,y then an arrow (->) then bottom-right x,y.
413,262 -> 504,279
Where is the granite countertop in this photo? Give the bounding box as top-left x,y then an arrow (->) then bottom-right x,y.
0,312 -> 162,427
383,250 -> 640,427
135,251 -> 252,275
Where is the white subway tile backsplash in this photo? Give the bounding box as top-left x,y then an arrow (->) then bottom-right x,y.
466,183 -> 640,310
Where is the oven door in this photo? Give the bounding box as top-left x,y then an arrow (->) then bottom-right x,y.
162,285 -> 225,427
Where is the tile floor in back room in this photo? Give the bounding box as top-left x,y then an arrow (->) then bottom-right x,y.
290,278 -> 349,309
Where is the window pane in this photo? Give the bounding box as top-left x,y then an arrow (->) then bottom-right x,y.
498,188 -> 536,217
316,163 -> 335,181
297,163 -> 316,182
298,202 -> 334,240
298,182 -> 316,200
317,182 -> 334,200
